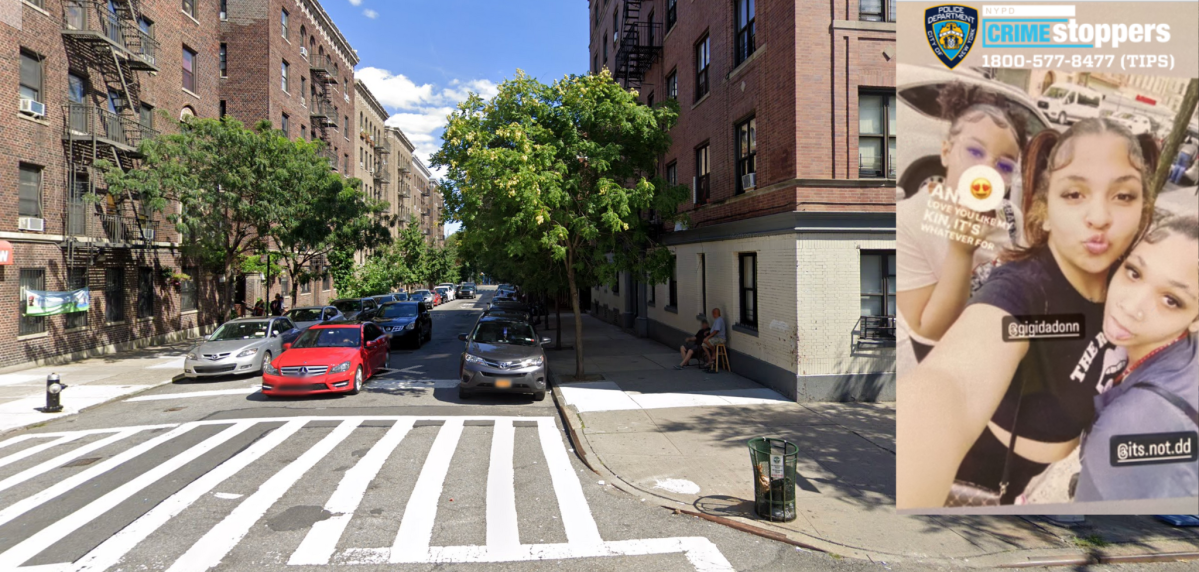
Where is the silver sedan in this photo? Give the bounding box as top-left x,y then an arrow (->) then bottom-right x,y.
183,317 -> 300,378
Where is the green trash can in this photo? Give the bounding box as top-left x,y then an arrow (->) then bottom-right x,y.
747,437 -> 798,522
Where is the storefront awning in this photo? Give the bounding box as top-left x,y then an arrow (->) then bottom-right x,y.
0,240 -> 12,265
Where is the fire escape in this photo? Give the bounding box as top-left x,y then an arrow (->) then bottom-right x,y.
60,0 -> 161,265
309,53 -> 339,168
613,1 -> 663,90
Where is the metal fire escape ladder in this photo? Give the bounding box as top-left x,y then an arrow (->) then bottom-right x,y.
614,1 -> 662,90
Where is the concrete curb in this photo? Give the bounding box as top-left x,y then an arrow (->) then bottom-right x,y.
547,367 -> 1199,569
0,376 -> 180,439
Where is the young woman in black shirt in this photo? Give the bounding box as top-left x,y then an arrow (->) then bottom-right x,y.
898,118 -> 1160,508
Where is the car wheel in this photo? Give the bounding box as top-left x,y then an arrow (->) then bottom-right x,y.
459,387 -> 472,400
1058,112 -> 1068,125
348,366 -> 363,395
532,390 -> 546,402
260,351 -> 272,375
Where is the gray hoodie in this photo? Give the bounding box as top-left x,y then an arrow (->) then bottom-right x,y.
1075,335 -> 1198,502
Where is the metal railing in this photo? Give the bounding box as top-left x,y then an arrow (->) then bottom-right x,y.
61,0 -> 158,70
374,169 -> 391,183
852,315 -> 896,351
309,52 -> 333,75
315,145 -> 337,166
63,103 -> 157,151
308,94 -> 334,118
65,201 -> 160,244
375,138 -> 391,154
857,154 -> 896,179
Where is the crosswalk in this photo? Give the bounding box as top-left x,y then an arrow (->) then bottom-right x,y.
0,416 -> 732,571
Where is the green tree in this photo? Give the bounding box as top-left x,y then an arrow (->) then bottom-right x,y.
97,117 -> 288,309
433,70 -> 686,378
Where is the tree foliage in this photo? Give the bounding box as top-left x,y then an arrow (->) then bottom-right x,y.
433,70 -> 686,377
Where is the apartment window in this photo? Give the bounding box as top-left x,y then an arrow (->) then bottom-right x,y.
666,161 -> 677,187
593,53 -> 598,74
281,113 -> 289,135
859,91 -> 896,179
860,0 -> 896,23
300,77 -> 307,104
182,0 -> 195,19
219,43 -> 227,77
736,116 -> 756,194
281,60 -> 290,92
647,278 -> 655,305
281,9 -> 289,40
19,50 -> 43,104
181,266 -> 198,311
19,164 -> 43,218
344,115 -> 349,136
18,269 -> 46,336
739,253 -> 757,328
860,251 -> 896,317
735,0 -> 756,66
694,144 -> 710,205
105,267 -> 125,323
603,34 -> 608,63
667,0 -> 677,31
219,0 -> 227,20
667,70 -> 677,99
647,92 -> 654,107
301,275 -> 311,294
66,267 -> 89,330
300,124 -> 307,140
182,46 -> 196,92
140,103 -> 154,131
612,11 -> 618,44
137,267 -> 154,319
669,261 -> 678,308
695,35 -> 710,101
219,100 -> 226,118
322,271 -> 331,291
139,16 -> 154,37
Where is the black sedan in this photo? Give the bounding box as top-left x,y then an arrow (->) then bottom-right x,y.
331,297 -> 380,321
373,301 -> 432,349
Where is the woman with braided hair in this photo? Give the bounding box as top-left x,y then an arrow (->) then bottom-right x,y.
898,118 -> 1160,509
896,82 -> 1029,373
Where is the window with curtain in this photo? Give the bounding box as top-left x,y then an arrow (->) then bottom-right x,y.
695,35 -> 710,101
219,43 -> 227,77
667,70 -> 677,99
182,46 -> 196,92
281,9 -> 289,39
858,91 -> 896,178
183,0 -> 196,19
19,269 -> 46,336
19,163 -> 43,218
860,0 -> 896,23
20,50 -> 42,104
736,116 -> 756,194
667,0 -> 677,30
694,144 -> 710,205
860,252 -> 896,317
281,60 -> 290,92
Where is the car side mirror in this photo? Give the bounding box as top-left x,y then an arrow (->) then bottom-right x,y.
283,343 -> 292,351
204,333 -> 213,341
541,337 -> 552,346
457,333 -> 468,342
271,331 -> 280,337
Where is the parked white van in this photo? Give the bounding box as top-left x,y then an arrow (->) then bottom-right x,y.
1036,83 -> 1104,125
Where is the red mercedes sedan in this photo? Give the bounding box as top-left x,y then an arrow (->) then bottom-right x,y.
262,322 -> 390,396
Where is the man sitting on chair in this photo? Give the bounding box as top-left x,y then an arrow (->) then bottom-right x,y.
703,308 -> 726,373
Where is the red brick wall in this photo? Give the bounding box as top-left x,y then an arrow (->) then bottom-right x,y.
589,0 -> 896,230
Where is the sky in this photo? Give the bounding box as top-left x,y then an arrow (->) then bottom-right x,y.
322,1 -> 590,237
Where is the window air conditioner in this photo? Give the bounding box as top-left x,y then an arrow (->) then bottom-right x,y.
19,98 -> 46,118
741,172 -> 756,190
300,46 -> 308,58
141,228 -> 156,241
18,216 -> 45,231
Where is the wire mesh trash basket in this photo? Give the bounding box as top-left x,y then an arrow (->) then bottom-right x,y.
747,437 -> 798,522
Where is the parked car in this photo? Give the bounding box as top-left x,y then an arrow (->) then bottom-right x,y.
488,299 -> 530,313
371,294 -> 400,305
284,306 -> 344,330
1037,82 -> 1104,126
457,315 -> 551,401
373,301 -> 433,348
458,283 -> 476,299
435,287 -> 452,304
392,292 -> 411,302
437,283 -> 457,301
897,63 -> 1052,200
184,317 -> 301,378
1110,111 -> 1153,136
412,290 -> 435,305
331,297 -> 380,321
262,321 -> 390,396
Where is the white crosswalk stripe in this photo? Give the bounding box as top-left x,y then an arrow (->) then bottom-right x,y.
0,416 -> 733,572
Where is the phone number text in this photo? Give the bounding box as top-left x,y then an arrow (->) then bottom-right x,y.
980,54 -> 1175,71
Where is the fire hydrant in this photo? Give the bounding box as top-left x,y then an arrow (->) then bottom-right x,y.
37,373 -> 67,413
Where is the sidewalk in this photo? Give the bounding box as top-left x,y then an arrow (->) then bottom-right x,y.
546,312 -> 1199,568
0,339 -> 197,436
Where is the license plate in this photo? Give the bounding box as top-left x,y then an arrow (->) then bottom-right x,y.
495,379 -> 512,389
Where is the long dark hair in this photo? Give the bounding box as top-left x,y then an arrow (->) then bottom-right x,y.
1004,118 -> 1160,263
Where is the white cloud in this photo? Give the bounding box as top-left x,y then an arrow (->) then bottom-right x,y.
347,0 -> 362,6
358,67 -> 500,176
363,9 -> 377,19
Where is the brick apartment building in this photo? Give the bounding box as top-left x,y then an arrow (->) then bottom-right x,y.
219,0 -> 357,308
1,0 -> 224,370
587,0 -> 897,401
412,156 -> 444,248
386,124 -> 416,232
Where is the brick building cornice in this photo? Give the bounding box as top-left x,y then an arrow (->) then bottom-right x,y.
355,80 -> 388,120
298,0 -> 358,67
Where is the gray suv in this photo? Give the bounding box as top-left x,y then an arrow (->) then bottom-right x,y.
457,316 -> 551,401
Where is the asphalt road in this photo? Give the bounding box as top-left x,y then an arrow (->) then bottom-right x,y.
0,289 -> 871,572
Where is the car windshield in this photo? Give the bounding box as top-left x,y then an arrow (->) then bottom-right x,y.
210,322 -> 268,341
293,327 -> 361,348
436,288 -> 448,294
472,321 -> 537,346
394,293 -> 410,301
414,290 -> 431,296
332,300 -> 362,312
1043,86 -> 1069,99
380,305 -> 418,318
287,308 -> 323,322
373,296 -> 393,303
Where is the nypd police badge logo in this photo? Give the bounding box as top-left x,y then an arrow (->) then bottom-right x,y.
926,5 -> 978,69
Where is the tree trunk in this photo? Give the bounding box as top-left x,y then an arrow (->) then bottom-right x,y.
555,292 -> 563,351
1151,79 -> 1199,192
566,255 -> 585,379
